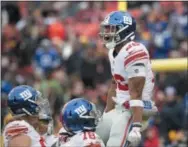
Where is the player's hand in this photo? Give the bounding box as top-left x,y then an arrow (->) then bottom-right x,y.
127,123 -> 142,146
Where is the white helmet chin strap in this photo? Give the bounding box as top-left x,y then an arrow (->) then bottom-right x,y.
105,35 -> 117,50
105,41 -> 116,50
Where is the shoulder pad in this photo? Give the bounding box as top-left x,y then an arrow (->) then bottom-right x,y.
123,42 -> 149,67
4,121 -> 29,138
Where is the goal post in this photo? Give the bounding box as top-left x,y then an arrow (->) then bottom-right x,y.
117,0 -> 127,11
151,58 -> 188,72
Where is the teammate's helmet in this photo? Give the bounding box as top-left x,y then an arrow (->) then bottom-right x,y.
61,98 -> 101,133
8,85 -> 51,119
99,11 -> 136,49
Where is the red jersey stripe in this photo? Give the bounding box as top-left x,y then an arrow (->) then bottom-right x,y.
120,116 -> 132,147
6,127 -> 28,133
125,56 -> 149,67
128,50 -> 144,56
5,127 -> 28,137
39,137 -> 46,147
124,52 -> 148,66
118,83 -> 129,91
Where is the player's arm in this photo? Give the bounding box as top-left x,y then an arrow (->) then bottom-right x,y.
128,76 -> 145,123
8,135 -> 31,147
126,62 -> 147,146
4,123 -> 31,147
104,78 -> 116,112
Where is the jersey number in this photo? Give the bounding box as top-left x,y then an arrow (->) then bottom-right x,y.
113,74 -> 128,91
83,132 -> 96,140
126,42 -> 140,51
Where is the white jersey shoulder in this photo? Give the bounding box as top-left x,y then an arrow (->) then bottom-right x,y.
43,133 -> 58,147
3,120 -> 46,147
108,41 -> 154,105
60,131 -> 105,147
108,41 -> 150,69
57,127 -> 71,146
59,127 -> 67,134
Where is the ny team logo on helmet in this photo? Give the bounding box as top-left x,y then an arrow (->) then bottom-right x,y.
19,89 -> 32,100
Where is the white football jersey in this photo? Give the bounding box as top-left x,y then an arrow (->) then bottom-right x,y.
43,133 -> 58,147
59,131 -> 105,147
108,41 -> 154,105
3,120 -> 46,147
56,127 -> 71,146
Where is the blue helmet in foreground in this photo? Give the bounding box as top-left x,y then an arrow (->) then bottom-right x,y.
61,98 -> 101,133
8,85 -> 51,119
99,11 -> 136,49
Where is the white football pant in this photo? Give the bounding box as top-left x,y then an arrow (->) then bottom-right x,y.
96,104 -> 132,147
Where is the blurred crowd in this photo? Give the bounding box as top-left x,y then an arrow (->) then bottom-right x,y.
1,1 -> 188,147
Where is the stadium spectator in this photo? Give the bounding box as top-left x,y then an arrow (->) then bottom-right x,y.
159,86 -> 184,145
143,126 -> 160,147
33,39 -> 62,76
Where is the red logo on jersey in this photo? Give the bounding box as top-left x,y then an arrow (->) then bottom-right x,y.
126,42 -> 140,51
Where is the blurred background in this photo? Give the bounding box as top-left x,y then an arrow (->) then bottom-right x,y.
1,1 -> 188,147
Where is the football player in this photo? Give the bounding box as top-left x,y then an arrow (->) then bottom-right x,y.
3,85 -> 54,147
57,98 -> 105,147
96,11 -> 158,147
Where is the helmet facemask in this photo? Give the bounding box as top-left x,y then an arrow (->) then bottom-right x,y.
81,103 -> 102,131
35,91 -> 52,120
20,91 -> 52,120
32,91 -> 53,135
90,102 -> 102,126
99,25 -> 120,50
100,24 -> 135,50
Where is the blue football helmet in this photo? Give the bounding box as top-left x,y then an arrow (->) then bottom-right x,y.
61,98 -> 101,134
99,11 -> 136,49
8,85 -> 51,119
